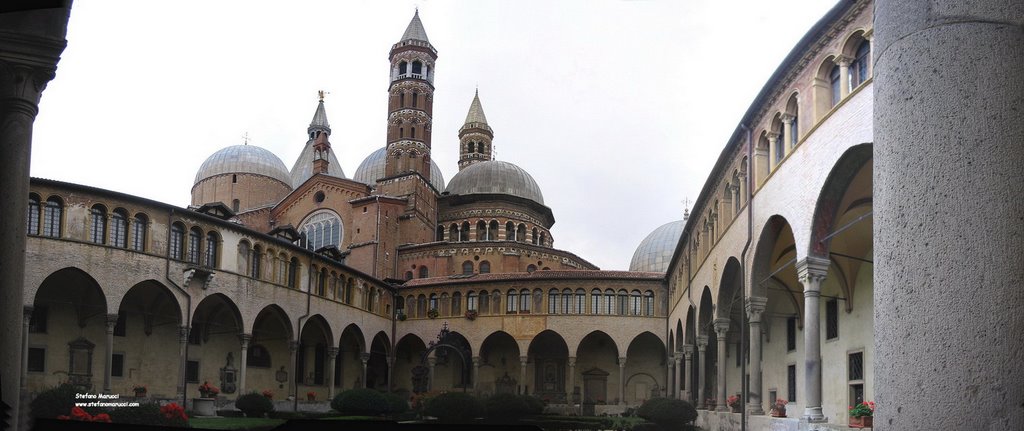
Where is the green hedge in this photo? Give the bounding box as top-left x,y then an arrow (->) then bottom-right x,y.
636,397 -> 698,431
235,392 -> 274,418
331,388 -> 389,416
423,392 -> 483,423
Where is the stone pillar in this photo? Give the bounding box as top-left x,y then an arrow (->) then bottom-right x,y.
874,2 -> 1024,429
386,356 -> 395,392
0,8 -> 70,429
673,356 -> 682,399
797,257 -> 828,422
427,356 -> 437,391
238,333 -> 251,394
617,357 -> 627,405
20,307 -> 32,390
780,113 -> 795,149
667,355 -> 675,399
766,132 -> 780,167
472,356 -> 481,391
835,55 -> 852,98
518,355 -> 528,394
746,297 -> 767,415
103,314 -> 117,393
288,341 -> 299,399
177,326 -> 189,397
360,353 -> 370,389
713,318 -> 730,412
682,345 -> 694,402
696,336 -> 708,408
567,356 -> 576,402
326,347 -> 338,399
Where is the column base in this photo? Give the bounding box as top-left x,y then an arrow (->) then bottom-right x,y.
801,407 -> 827,422
747,405 -> 765,415
715,405 -> 731,412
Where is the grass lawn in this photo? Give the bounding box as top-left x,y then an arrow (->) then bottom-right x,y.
189,417 -> 286,430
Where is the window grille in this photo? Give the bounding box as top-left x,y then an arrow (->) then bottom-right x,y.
787,364 -> 797,402
826,298 -> 838,339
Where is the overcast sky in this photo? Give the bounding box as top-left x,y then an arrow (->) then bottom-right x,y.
31,0 -> 836,271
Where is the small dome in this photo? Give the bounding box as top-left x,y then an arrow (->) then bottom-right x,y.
629,220 -> 685,272
445,160 -> 544,204
290,139 -> 346,188
353,147 -> 445,192
194,145 -> 292,187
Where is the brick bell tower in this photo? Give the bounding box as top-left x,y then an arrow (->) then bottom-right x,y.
383,10 -> 436,185
458,89 -> 494,171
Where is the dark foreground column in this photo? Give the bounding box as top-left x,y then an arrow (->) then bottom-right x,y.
874,1 -> 1024,429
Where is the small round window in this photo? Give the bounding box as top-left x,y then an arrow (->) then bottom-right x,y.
314,191 -> 325,203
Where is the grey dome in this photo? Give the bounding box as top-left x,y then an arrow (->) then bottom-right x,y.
445,160 -> 544,204
629,220 -> 685,272
290,138 -> 346,188
194,145 -> 292,187
353,147 -> 445,192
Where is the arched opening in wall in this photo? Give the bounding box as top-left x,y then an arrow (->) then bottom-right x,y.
27,193 -> 41,235
429,294 -> 439,314
205,232 -> 220,268
786,94 -> 800,148
42,196 -> 64,238
771,115 -> 785,166
436,225 -> 444,242
89,204 -> 107,244
489,220 -> 499,240
27,268 -> 106,393
697,287 -> 715,408
131,213 -> 147,251
110,208 -> 128,248
478,290 -> 490,315
506,221 -> 516,241
576,331 -> 619,405
404,271 -> 413,281
527,264 -> 537,273
412,61 -> 422,75
491,290 -> 503,317
170,222 -> 186,261
528,330 -> 569,402
419,266 -> 429,278
417,294 -> 427,317
399,61 -> 408,75
462,261 -> 474,275
617,290 -> 629,316
367,332 -> 391,391
440,293 -> 450,316
449,223 -> 459,242
517,224 -> 527,242
540,232 -> 547,247
532,228 -> 538,245
432,331 -> 472,390
467,291 -> 478,313
190,293 -> 243,396
452,292 -> 462,316
344,278 -> 354,303
684,306 -> 697,401
460,222 -> 470,241
755,132 -> 770,187
336,324 -> 365,390
115,280 -> 182,395
405,295 -> 415,318
298,315 -> 332,393
251,305 -> 292,397
548,289 -> 560,314
411,92 -> 418,108
468,142 -> 475,153
625,332 -> 667,404
480,261 -> 491,274
812,55 -> 839,120
842,31 -> 871,91
394,334 -> 426,394
478,331 -> 520,395
476,220 -> 486,241
299,210 -> 343,252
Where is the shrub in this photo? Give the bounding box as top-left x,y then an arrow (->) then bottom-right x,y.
103,402 -> 187,427
331,388 -> 389,416
423,392 -> 483,423
637,398 -> 697,431
236,392 -> 275,418
30,383 -> 78,419
484,393 -> 529,422
522,394 -> 545,415
632,423 -> 663,431
382,392 -> 409,416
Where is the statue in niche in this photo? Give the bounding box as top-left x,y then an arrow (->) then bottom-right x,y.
220,352 -> 237,394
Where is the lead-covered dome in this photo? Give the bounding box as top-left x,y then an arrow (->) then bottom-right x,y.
629,220 -> 684,272
194,145 -> 292,187
353,147 -> 445,192
445,160 -> 544,204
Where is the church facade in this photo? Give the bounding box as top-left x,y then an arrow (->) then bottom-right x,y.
19,2 -> 882,430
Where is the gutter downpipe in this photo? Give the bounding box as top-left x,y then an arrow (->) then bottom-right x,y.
294,247 -> 314,413
738,123 -> 754,431
164,208 -> 192,410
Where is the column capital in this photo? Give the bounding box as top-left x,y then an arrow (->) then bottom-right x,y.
105,313 -> 119,331
766,131 -> 780,142
746,296 -> 768,322
472,356 -> 481,366
178,326 -> 190,342
239,333 -> 252,347
696,335 -> 709,349
519,355 -> 529,363
834,55 -> 853,66
289,340 -> 300,352
360,352 -> 371,363
427,356 -> 437,366
673,356 -> 681,365
780,113 -> 796,123
23,305 -> 34,323
568,356 -> 576,367
682,344 -> 695,357
713,317 -> 731,337
796,256 -> 830,288
327,347 -> 339,358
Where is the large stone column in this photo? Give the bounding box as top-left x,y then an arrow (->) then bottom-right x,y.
103,314 -> 117,393
360,353 -> 370,389
617,357 -> 627,405
472,356 -> 481,391
177,326 -> 189,397
386,355 -> 395,392
696,336 -> 707,408
766,132 -> 780,167
238,333 -> 250,395
288,341 -> 299,399
781,113 -> 795,151
427,356 -> 437,391
874,1 -> 1024,429
746,297 -> 767,415
567,356 -> 576,402
836,55 -> 852,98
797,257 -> 828,422
673,356 -> 682,399
667,355 -> 675,399
0,8 -> 70,429
518,355 -> 528,395
713,318 -> 730,412
326,347 -> 338,399
20,307 -> 32,390
682,345 -> 694,402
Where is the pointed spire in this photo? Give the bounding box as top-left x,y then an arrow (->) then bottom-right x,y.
401,10 -> 430,42
463,88 -> 489,126
308,92 -> 331,136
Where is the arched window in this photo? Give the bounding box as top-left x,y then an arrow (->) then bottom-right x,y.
411,127 -> 416,138
429,293 -> 438,312
851,40 -> 870,89
417,294 -> 427,317
630,290 -> 642,315
277,253 -> 288,284
404,271 -> 413,281
479,261 -> 491,274
520,289 -> 531,313
450,223 -> 459,242
527,264 -> 537,273
548,289 -> 559,314
575,289 -> 586,315
468,142 -> 475,153
345,278 -> 354,303
318,268 -> 328,296
532,228 -> 538,245
169,222 -> 185,260
43,196 -> 63,238
412,61 -> 422,75
830,64 -> 841,107
476,220 -> 486,241
399,61 -> 408,75
436,225 -> 444,241
90,205 -> 107,244
517,224 -> 527,242
462,260 -> 474,275
478,290 -> 489,315
488,221 -> 498,240
186,227 -> 201,264
460,222 -> 470,241
399,92 -> 405,107
232,199 -> 239,213
419,266 -> 429,278
467,291 -> 478,311
562,289 -> 573,314
605,289 -> 616,314
506,290 -> 518,313
289,257 -> 299,288
300,210 -> 343,252
110,209 -> 128,248
251,245 -> 262,279
27,194 -> 40,235
618,290 -> 629,316
506,221 -> 515,241
644,291 -> 655,316
452,292 -> 462,316
412,92 -> 418,108
540,232 -> 546,246
205,232 -> 219,268
591,289 -> 602,314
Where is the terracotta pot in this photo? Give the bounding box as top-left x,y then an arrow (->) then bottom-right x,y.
850,416 -> 873,428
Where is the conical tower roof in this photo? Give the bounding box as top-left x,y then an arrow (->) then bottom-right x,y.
401,10 -> 430,42
463,89 -> 488,125
308,94 -> 331,135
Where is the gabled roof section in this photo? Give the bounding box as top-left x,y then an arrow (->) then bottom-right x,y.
401,10 -> 429,42
268,224 -> 300,243
194,202 -> 235,220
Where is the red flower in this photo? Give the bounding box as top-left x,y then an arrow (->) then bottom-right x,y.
161,402 -> 188,421
70,406 -> 91,421
91,413 -> 111,423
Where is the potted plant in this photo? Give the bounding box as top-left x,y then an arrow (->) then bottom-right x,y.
465,309 -> 478,321
194,381 -> 220,416
397,311 -> 407,321
427,308 -> 439,319
262,389 -> 274,400
849,400 -> 875,428
306,391 -> 317,401
770,399 -> 788,417
727,394 -> 741,412
132,384 -> 147,397
198,381 -> 220,398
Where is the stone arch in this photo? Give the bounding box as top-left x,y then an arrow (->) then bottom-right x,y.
477,331 -> 521,395
190,293 -> 244,396
625,331 -> 667,404
528,330 -> 569,402
250,304 -> 292,398
367,331 -> 391,391
393,333 -> 427,394
808,144 -> 872,258
336,323 -> 366,389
